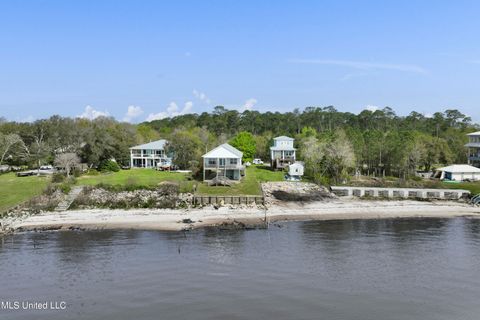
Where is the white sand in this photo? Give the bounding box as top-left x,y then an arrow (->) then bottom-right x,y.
2,199 -> 480,233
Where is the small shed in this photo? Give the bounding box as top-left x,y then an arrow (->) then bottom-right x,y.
288,162 -> 304,177
434,164 -> 480,181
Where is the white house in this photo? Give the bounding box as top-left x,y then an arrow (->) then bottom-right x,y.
129,139 -> 172,168
465,131 -> 480,168
202,143 -> 245,182
434,164 -> 480,181
288,162 -> 304,179
270,136 -> 296,170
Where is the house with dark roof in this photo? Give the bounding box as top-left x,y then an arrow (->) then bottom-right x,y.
129,139 -> 171,168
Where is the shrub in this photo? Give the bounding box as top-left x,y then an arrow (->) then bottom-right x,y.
73,168 -> 82,177
98,160 -> 120,172
66,176 -> 77,184
59,183 -> 72,194
52,172 -> 66,183
43,184 -> 58,196
86,169 -> 100,175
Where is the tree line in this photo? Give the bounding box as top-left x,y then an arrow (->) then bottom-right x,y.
0,107 -> 477,183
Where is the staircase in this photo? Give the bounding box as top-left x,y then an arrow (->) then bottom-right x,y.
55,186 -> 84,212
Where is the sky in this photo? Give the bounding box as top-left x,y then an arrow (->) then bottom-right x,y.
1,0 -> 479,123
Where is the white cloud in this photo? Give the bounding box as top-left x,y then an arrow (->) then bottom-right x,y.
21,115 -> 35,123
146,101 -> 194,122
193,89 -> 211,104
241,98 -> 258,111
365,105 -> 380,112
289,59 -> 427,74
78,105 -> 109,120
123,105 -> 144,122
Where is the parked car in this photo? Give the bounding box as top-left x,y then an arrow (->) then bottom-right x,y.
252,158 -> 264,165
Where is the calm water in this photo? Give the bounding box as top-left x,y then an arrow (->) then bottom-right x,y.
1,218 -> 480,320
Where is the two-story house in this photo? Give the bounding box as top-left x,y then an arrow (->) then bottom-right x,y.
465,131 -> 480,168
270,136 -> 296,170
129,139 -> 172,168
202,143 -> 244,182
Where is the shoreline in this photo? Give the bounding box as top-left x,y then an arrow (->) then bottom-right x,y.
2,199 -> 480,233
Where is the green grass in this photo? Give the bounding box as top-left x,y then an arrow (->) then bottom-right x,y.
196,165 -> 285,195
0,173 -> 50,213
441,181 -> 480,195
76,169 -> 194,192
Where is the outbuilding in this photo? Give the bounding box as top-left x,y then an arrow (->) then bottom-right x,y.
434,164 -> 480,181
287,162 -> 304,179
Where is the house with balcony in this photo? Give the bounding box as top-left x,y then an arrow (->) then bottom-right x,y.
129,139 -> 172,168
202,143 -> 245,182
465,131 -> 480,168
270,136 -> 296,170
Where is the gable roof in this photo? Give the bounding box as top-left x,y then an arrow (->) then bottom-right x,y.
289,162 -> 304,168
273,136 -> 294,141
467,131 -> 480,136
202,143 -> 243,159
436,164 -> 480,173
130,139 -> 167,150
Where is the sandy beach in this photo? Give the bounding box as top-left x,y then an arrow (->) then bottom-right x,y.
2,199 -> 479,233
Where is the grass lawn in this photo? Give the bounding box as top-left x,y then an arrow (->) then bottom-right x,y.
441,181 -> 480,195
76,166 -> 287,196
0,173 -> 50,213
196,165 -> 285,196
76,169 -> 194,192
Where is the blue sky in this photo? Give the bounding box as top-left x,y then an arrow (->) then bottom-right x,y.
1,0 -> 479,123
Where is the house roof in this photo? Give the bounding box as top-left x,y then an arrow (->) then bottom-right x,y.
467,131 -> 480,136
130,139 -> 167,150
273,136 -> 294,141
436,164 -> 480,173
289,162 -> 304,168
202,143 -> 243,159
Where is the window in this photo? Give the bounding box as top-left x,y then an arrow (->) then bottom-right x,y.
230,158 -> 238,165
208,159 -> 216,165
219,159 -> 225,166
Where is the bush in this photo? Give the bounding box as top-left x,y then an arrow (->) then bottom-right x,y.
52,172 -> 66,183
73,168 -> 82,177
59,183 -> 72,194
86,169 -> 100,175
43,184 -> 58,196
98,160 -> 120,172
66,176 -> 77,185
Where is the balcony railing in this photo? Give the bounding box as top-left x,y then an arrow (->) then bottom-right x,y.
204,163 -> 244,169
131,153 -> 166,158
271,156 -> 295,161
